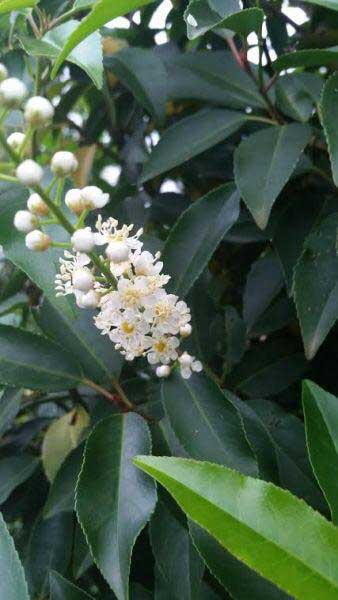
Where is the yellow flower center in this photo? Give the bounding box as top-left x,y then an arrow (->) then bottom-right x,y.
154,340 -> 167,353
121,321 -> 135,334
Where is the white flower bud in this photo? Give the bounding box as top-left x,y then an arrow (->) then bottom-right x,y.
0,63 -> 8,82
156,365 -> 171,378
65,188 -> 84,215
51,151 -> 78,177
24,96 -> 54,127
71,227 -> 95,252
180,323 -> 192,338
0,77 -> 27,107
78,289 -> 100,309
81,186 -> 109,209
27,193 -> 49,216
72,268 -> 94,292
25,230 -> 51,251
13,210 -> 38,233
16,159 -> 43,186
106,241 -> 129,263
7,131 -> 25,151
178,352 -> 193,368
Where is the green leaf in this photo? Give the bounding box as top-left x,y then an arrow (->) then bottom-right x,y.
50,570 -> 94,599
243,253 -> 283,330
224,306 -> 247,366
76,414 -> 157,600
162,183 -> 240,298
0,511 -> 29,600
274,48 -> 338,71
135,456 -> 338,600
0,454 -> 39,503
140,109 -> 246,183
0,325 -> 83,391
294,213 -> 338,359
44,443 -> 84,519
0,388 -> 22,437
150,501 -> 204,599
42,406 -> 89,482
105,48 -> 167,123
189,522 -> 290,600
303,380 -> 338,524
276,73 -> 323,123
161,370 -> 257,475
0,0 -> 37,12
300,0 -> 338,10
184,0 -> 263,39
320,72 -> 338,186
234,124 -> 311,229
51,0 -> 155,77
25,513 -> 73,598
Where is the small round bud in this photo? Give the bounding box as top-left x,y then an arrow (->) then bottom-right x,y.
0,63 -> 8,82
78,290 -> 100,309
180,323 -> 192,338
13,210 -> 38,233
71,227 -> 95,252
27,193 -> 49,216
72,268 -> 94,292
65,188 -> 84,215
16,159 -> 43,186
156,365 -> 171,378
7,131 -> 25,151
0,77 -> 27,108
51,151 -> 78,177
24,96 -> 54,127
81,186 -> 109,209
106,241 -> 129,263
25,230 -> 51,251
178,352 -> 193,368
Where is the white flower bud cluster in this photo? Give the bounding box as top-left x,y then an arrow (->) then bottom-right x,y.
54,215 -> 203,380
65,186 -> 109,215
13,190 -> 51,250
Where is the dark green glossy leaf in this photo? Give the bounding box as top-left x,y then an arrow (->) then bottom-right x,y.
234,124 -> 311,229
184,0 -> 263,39
303,380 -> 338,524
50,570 -> 94,599
76,414 -> 157,600
135,456 -> 338,600
276,73 -> 323,122
243,253 -> 283,330
0,388 -> 22,437
162,370 -> 257,475
44,443 -> 84,519
162,184 -> 240,298
301,0 -> 338,10
140,109 -> 246,183
0,454 -> 39,504
0,510 -> 29,600
274,49 -> 338,72
320,72 -> 338,186
224,306 -> 247,367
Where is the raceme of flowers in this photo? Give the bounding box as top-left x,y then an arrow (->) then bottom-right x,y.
1,65 -> 202,380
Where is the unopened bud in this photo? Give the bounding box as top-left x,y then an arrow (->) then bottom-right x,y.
180,323 -> 192,338
13,210 -> 38,233
156,365 -> 171,378
7,131 -> 25,151
16,159 -> 43,186
0,77 -> 27,107
25,230 -> 51,251
71,227 -> 95,252
24,96 -> 54,127
106,241 -> 129,263
81,186 -> 109,209
27,193 -> 49,216
72,268 -> 94,292
51,151 -> 78,177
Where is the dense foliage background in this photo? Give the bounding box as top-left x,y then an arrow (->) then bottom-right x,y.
3,0 -> 338,598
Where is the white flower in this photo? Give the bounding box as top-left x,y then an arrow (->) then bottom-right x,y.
16,159 -> 43,186
72,268 -> 94,292
156,365 -> 171,378
24,96 -> 54,127
81,186 -> 109,209
0,63 -> 8,82
133,250 -> 163,277
55,251 -> 91,296
0,77 -> 27,107
94,216 -> 143,253
76,289 -> 100,309
25,230 -> 51,251
147,333 -> 179,365
64,189 -> 84,215
178,352 -> 202,379
7,132 -> 25,151
180,323 -> 192,337
71,227 -> 95,252
106,241 -> 130,263
51,151 -> 78,177
27,193 -> 49,216
13,210 -> 38,233
143,290 -> 191,335
108,308 -> 151,359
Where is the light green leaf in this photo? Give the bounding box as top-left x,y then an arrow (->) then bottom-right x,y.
0,0 -> 37,12
50,570 -> 94,599
184,0 -> 263,40
0,511 -> 29,600
51,0 -> 155,78
140,109 -> 246,183
303,380 -> 338,524
44,443 -> 84,519
135,456 -> 338,600
0,454 -> 39,503
105,48 -> 167,123
0,388 -> 22,437
76,414 -> 157,600
161,370 -> 257,475
274,48 -> 338,72
234,123 -> 311,229
162,183 -> 240,298
0,325 -> 83,391
42,407 -> 89,482
294,213 -> 338,359
320,72 -> 338,186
